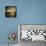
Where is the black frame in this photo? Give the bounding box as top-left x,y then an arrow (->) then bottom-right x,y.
5,6 -> 17,18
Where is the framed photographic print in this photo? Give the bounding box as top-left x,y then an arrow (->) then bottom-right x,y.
5,6 -> 16,17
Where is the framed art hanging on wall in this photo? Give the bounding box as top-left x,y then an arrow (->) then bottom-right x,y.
5,6 -> 16,17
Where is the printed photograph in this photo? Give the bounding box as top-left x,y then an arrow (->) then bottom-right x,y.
5,6 -> 16,17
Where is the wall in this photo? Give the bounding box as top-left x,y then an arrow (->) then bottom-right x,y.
0,0 -> 46,44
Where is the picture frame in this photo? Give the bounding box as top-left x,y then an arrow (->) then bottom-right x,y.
5,6 -> 16,17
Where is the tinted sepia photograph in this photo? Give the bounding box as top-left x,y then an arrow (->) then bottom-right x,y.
5,6 -> 16,17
